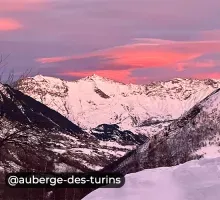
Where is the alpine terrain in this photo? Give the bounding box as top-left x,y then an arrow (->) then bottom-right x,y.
102,87 -> 220,175
17,75 -> 220,137
81,85 -> 220,199
0,82 -> 146,200
1,75 -> 220,200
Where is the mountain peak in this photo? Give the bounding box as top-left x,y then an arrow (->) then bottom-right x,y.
90,74 -> 101,78
85,74 -> 108,80
32,74 -> 109,83
81,74 -> 116,83
30,74 -> 69,86
33,74 -> 60,81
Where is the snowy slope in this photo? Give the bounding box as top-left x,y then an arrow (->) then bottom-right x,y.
102,88 -> 220,175
83,157 -> 220,200
0,83 -> 149,200
0,83 -> 144,172
17,75 -> 220,136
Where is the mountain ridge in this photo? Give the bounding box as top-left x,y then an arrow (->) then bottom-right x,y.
0,82 -> 146,172
2,76 -> 220,200
101,86 -> 220,175
17,75 -> 220,136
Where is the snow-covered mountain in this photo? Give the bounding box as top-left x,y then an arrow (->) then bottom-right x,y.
84,157 -> 220,200
102,87 -> 220,175
0,82 -> 148,200
17,75 -> 220,136
0,83 -> 145,174
3,76 -> 220,200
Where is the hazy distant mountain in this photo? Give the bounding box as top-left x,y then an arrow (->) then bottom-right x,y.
17,75 -> 220,136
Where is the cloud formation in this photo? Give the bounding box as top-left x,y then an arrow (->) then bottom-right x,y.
1,0 -> 220,83
59,70 -> 136,84
194,73 -> 220,79
198,30 -> 220,41
36,38 -> 220,69
0,18 -> 23,31
0,0 -> 47,11
35,38 -> 220,83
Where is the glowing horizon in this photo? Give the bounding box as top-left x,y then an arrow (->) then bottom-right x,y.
1,0 -> 220,84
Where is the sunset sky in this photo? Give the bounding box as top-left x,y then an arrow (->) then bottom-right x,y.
1,0 -> 220,84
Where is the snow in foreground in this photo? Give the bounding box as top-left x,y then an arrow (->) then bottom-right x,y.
83,157 -> 220,200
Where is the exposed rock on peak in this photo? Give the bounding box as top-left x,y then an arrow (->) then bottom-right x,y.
17,75 -> 220,135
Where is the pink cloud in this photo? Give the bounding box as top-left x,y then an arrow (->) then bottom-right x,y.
37,56 -> 72,64
193,73 -> 220,80
36,39 -> 220,71
199,30 -> 220,41
177,60 -> 219,70
36,38 -> 220,83
59,70 -> 137,84
0,0 -> 47,11
0,18 -> 23,31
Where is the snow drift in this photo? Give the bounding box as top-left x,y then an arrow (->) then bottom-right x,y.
84,157 -> 220,200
